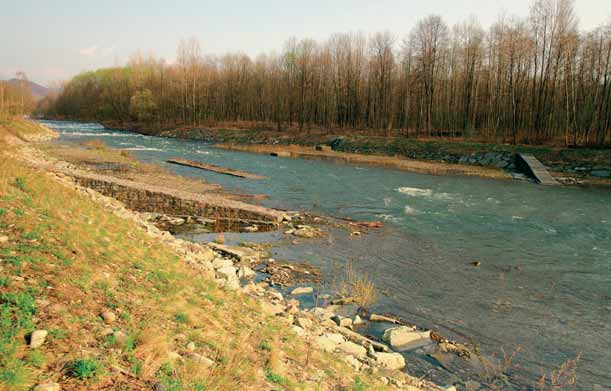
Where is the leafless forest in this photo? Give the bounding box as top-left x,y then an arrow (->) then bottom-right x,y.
42,0 -> 611,146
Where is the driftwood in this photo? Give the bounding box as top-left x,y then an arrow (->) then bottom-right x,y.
330,297 -> 355,305
333,326 -> 390,352
369,314 -> 403,324
167,158 -> 266,180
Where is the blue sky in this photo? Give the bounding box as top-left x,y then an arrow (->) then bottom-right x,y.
1,0 -> 610,85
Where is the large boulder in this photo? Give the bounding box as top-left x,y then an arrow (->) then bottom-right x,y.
382,326 -> 431,349
216,266 -> 238,280
212,258 -> 234,269
336,341 -> 367,359
374,352 -> 406,370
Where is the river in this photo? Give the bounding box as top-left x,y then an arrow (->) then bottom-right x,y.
41,120 -> 611,390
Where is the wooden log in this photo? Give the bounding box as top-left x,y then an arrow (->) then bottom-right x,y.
333,326 -> 390,352
369,314 -> 402,324
167,158 -> 266,180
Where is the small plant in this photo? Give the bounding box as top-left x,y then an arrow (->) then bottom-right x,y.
351,377 -> 368,391
14,178 -> 26,192
67,358 -> 101,380
174,312 -> 189,324
265,369 -> 288,386
0,208 -> 5,217
49,328 -> 68,340
260,340 -> 272,351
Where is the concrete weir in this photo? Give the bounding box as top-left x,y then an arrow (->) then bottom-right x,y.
516,153 -> 560,186
63,170 -> 288,225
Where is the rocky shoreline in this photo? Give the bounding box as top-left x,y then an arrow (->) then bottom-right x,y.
45,169 -> 456,391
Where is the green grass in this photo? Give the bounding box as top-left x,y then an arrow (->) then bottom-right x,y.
265,369 -> 289,386
67,358 -> 101,380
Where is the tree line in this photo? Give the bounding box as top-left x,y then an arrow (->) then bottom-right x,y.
44,0 -> 611,146
0,74 -> 35,120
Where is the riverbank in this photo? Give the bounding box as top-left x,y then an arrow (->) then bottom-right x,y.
98,120 -> 611,185
216,143 -> 510,180
1,119 -> 450,391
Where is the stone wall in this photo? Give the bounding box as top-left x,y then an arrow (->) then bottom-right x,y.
70,174 -> 287,224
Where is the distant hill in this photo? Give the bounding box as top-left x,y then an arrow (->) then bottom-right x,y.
6,78 -> 52,98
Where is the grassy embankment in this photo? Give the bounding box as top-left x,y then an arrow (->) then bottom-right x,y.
0,120 -> 397,390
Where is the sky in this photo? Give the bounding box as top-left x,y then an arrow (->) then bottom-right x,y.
1,0 -> 610,86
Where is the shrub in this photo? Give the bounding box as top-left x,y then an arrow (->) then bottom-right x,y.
336,262 -> 378,309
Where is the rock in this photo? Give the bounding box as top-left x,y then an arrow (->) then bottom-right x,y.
465,380 -> 481,391
208,243 -> 260,263
336,341 -> 367,358
100,310 -> 116,324
260,301 -> 285,316
342,354 -> 362,370
382,326 -> 431,349
268,291 -> 283,301
291,325 -> 306,336
212,258 -> 233,269
216,265 -> 237,280
100,327 -> 114,336
238,266 -> 256,280
153,382 -> 166,391
241,282 -> 263,295
0,236 -> 9,244
374,352 -> 406,370
33,383 -> 60,391
321,333 -> 345,344
187,353 -> 214,367
295,317 -> 313,329
331,315 -> 353,328
444,387 -> 457,391
29,330 -> 48,348
113,331 -> 129,346
291,286 -> 314,295
168,351 -> 182,362
186,342 -> 196,352
353,315 -> 364,325
223,276 -> 240,291
293,227 -> 315,238
314,335 -> 339,352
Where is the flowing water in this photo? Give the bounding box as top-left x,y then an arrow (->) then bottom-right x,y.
42,120 -> 611,390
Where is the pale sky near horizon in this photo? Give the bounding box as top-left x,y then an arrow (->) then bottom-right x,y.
1,0 -> 610,86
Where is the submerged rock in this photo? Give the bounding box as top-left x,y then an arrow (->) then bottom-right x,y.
291,286 -> 314,295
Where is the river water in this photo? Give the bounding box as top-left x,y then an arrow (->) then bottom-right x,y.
42,120 -> 611,390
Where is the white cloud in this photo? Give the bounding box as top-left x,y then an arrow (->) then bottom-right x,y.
79,45 -> 99,57
79,44 -> 116,58
100,45 -> 116,57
